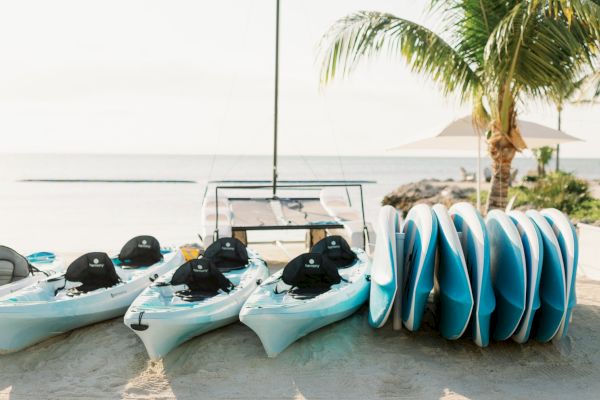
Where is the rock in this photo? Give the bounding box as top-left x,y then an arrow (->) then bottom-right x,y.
382,179 -> 476,214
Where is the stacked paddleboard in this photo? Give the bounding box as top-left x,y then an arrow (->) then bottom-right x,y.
368,202 -> 579,346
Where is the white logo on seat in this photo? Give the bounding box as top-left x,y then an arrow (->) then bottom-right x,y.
142,240 -> 147,245
331,240 -> 336,245
226,242 -> 231,247
93,258 -> 99,264
309,258 -> 314,264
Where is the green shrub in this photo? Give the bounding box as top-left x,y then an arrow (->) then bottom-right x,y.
511,172 -> 591,214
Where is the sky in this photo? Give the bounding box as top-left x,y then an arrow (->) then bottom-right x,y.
0,0 -> 598,157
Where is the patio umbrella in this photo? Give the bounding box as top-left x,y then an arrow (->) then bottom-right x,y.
391,115 -> 584,210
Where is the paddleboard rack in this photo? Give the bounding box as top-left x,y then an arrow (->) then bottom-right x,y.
200,180 -> 375,250
393,232 -> 405,331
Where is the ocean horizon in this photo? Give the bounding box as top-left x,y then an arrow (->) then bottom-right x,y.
1,153 -> 599,254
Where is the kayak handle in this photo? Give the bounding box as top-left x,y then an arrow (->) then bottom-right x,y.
130,312 -> 149,331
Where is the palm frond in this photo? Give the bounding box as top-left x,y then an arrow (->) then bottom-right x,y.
318,11 -> 481,102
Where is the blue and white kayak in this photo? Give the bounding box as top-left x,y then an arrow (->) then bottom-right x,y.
0,248 -> 64,298
368,206 -> 402,328
240,247 -> 370,357
0,248 -> 183,353
527,210 -> 566,342
402,204 -> 438,332
124,249 -> 269,359
449,202 -> 495,347
486,210 -> 527,341
508,211 -> 543,344
432,204 -> 473,340
542,208 -> 578,340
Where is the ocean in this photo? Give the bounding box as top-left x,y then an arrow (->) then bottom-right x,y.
1,153 -> 599,254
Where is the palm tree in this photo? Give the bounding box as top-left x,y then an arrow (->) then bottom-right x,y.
319,0 -> 600,212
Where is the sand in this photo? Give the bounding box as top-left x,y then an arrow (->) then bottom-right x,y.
1,245 -> 599,400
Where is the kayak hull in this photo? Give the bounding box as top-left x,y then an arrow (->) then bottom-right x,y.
124,252 -> 269,360
0,250 -> 184,353
240,250 -> 370,357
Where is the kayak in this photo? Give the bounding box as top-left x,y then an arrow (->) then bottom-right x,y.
0,247 -> 64,298
508,210 -> 543,344
486,210 -> 527,341
541,208 -> 578,340
368,205 -> 402,328
432,204 -> 473,340
449,202 -> 495,347
402,203 -> 438,332
124,238 -> 269,359
240,236 -> 370,357
0,236 -> 184,353
527,210 -> 566,342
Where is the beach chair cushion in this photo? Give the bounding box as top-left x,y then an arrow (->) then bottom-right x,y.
0,246 -> 31,286
203,237 -> 248,272
65,252 -> 120,293
118,235 -> 163,267
282,253 -> 341,292
311,235 -> 357,269
171,258 -> 233,298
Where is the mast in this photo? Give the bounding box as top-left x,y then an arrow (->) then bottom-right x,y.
272,0 -> 280,197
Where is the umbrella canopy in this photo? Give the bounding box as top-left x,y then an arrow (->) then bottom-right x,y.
392,115 -> 583,151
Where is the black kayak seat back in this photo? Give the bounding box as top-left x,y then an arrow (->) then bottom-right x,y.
170,258 -> 233,297
65,252 -> 120,293
0,246 -> 31,286
310,235 -> 357,269
118,235 -> 163,267
281,253 -> 341,290
203,237 -> 249,272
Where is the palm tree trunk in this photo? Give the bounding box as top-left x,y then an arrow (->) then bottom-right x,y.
485,131 -> 517,213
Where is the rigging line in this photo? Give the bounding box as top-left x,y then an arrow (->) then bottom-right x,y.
300,154 -> 319,180
296,1 -> 349,185
208,0 -> 254,182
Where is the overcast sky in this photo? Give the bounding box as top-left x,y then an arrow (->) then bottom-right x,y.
0,0 -> 598,157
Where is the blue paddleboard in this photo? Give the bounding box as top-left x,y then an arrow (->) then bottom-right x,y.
542,208 -> 578,339
509,210 -> 543,344
369,206 -> 402,328
449,202 -> 495,347
432,204 -> 474,340
527,210 -> 566,342
486,210 -> 527,341
401,204 -> 438,332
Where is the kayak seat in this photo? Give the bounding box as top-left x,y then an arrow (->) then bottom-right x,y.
65,252 -> 121,294
310,235 -> 357,269
0,246 -> 31,286
171,258 -> 234,300
118,235 -> 163,267
203,237 -> 248,272
281,253 -> 341,294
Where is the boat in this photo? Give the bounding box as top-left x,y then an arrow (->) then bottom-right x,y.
401,204 -> 438,332
431,204 -> 473,340
486,210 -> 526,341
368,206 -> 402,329
0,247 -> 64,297
124,237 -> 269,359
448,202 -> 496,347
240,235 -> 370,357
0,235 -> 183,353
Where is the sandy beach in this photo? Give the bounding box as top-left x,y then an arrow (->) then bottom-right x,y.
1,241 -> 598,400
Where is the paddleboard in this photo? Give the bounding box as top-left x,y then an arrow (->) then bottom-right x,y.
432,204 -> 474,340
401,204 -> 438,332
449,202 -> 495,347
508,210 -> 543,344
542,208 -> 578,339
486,210 -> 527,341
527,210 -> 566,342
368,206 -> 402,328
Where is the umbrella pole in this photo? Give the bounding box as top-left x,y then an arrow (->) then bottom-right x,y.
477,130 -> 481,212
